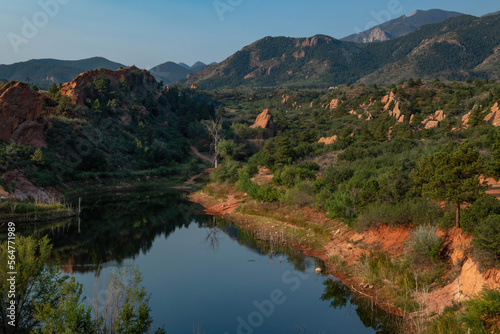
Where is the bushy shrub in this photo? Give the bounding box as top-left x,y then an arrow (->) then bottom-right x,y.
472,214 -> 500,265
407,224 -> 442,263
283,182 -> 315,206
325,191 -> 357,224
273,163 -> 318,187
461,194 -> 500,234
210,161 -> 242,183
459,288 -> 500,333
357,198 -> 442,229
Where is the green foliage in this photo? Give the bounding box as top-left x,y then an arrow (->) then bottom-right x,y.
32,277 -> 93,334
283,182 -> 316,206
431,288 -> 500,334
411,141 -> 486,228
238,168 -> 280,202
210,160 -> 242,183
273,163 -> 318,187
461,194 -> 500,234
108,264 -> 158,334
357,198 -> 442,230
460,288 -> 500,333
0,236 -> 67,332
472,214 -> 500,265
325,191 -> 357,224
407,225 -> 442,263
30,148 -> 44,165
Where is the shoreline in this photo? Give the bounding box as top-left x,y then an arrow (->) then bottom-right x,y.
188,189 -> 409,319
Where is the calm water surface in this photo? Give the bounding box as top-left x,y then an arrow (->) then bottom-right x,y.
28,191 -> 398,334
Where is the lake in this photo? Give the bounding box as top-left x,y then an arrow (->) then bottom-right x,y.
28,190 -> 399,333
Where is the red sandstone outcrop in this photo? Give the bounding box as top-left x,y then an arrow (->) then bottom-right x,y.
422,110 -> 446,129
462,102 -> 500,128
250,109 -> 275,138
484,102 -> 500,126
251,109 -> 272,129
327,98 -> 340,110
0,81 -> 45,146
382,92 -> 397,110
318,136 -> 338,145
61,66 -> 157,105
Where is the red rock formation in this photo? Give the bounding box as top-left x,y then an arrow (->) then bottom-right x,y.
60,66 -> 157,105
422,110 -> 446,129
0,81 -> 44,145
318,136 -> 338,145
251,109 -> 273,129
250,109 -> 275,139
327,98 -> 339,110
484,102 -> 500,126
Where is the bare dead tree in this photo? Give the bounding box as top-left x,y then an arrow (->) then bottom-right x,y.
203,118 -> 223,168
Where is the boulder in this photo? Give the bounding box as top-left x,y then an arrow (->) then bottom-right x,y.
250,109 -> 275,139
422,110 -> 446,129
0,81 -> 43,144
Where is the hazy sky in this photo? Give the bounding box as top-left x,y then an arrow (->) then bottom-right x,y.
0,0 -> 498,69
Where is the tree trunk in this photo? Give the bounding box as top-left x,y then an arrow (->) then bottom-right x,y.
456,202 -> 461,229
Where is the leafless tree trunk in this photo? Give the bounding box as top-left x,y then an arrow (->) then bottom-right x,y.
204,118 -> 223,168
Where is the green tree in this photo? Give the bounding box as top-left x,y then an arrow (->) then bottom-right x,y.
472,214 -> 500,264
31,148 -> 44,165
32,277 -> 94,334
0,236 -> 66,332
98,263 -> 165,334
411,142 -> 487,228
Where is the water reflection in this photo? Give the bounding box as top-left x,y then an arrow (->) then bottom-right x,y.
8,190 -> 400,333
321,279 -> 402,333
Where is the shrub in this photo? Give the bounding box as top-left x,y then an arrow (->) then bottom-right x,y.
461,194 -> 500,234
283,182 -> 315,206
210,161 -> 242,183
472,214 -> 500,265
407,224 -> 442,263
273,164 -> 317,187
357,198 -> 442,229
325,191 -> 357,224
459,288 -> 500,333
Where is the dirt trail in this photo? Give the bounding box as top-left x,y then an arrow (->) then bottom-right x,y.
189,145 -> 213,164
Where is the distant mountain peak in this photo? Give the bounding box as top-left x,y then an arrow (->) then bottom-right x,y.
150,60 -> 211,85
342,9 -> 464,43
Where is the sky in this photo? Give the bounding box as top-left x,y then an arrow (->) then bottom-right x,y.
0,0 -> 499,69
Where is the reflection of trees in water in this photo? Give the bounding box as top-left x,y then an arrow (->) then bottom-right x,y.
321,279 -> 402,334
205,216 -> 221,252
209,216 -> 311,273
44,191 -> 205,273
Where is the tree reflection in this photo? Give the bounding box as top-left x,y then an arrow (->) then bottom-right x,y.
321,279 -> 402,334
205,216 -> 220,252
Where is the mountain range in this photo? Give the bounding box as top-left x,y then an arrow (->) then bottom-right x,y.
0,57 -> 125,88
341,9 -> 463,43
149,61 -> 216,85
182,13 -> 500,88
1,9 -> 500,90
